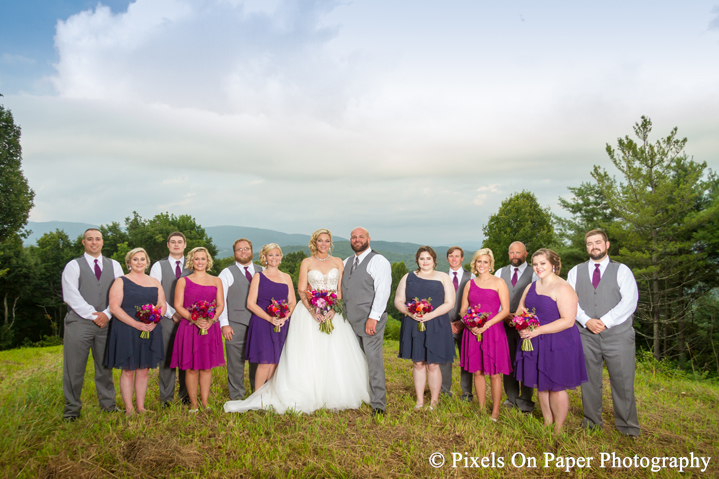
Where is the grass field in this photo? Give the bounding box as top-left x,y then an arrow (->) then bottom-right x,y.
0,342 -> 717,478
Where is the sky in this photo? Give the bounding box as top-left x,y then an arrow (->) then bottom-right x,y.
1,0 -> 718,245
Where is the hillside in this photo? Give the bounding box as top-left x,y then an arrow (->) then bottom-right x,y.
0,345 -> 716,477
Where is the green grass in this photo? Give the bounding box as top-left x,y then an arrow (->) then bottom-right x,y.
1,342 -> 717,478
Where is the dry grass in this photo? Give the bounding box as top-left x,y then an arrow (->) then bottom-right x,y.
0,342 -> 717,478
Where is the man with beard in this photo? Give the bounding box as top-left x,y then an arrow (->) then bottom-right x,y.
494,241 -> 537,413
150,231 -> 190,406
341,227 -> 391,417
219,238 -> 263,400
566,230 -> 640,436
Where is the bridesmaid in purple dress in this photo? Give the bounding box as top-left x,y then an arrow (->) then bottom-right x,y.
514,248 -> 588,433
170,247 -> 225,412
245,243 -> 297,390
458,248 -> 512,421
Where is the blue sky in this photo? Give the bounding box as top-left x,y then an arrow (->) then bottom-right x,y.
1,1 -> 718,245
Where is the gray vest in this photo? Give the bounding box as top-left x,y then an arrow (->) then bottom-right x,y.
341,250 -> 387,328
500,264 -> 534,313
226,264 -> 264,326
575,260 -> 625,320
449,269 -> 472,322
66,256 -> 115,321
158,258 -> 190,310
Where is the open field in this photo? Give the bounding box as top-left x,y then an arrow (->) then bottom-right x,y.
1,343 -> 717,478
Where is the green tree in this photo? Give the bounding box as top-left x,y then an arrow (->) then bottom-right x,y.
278,251 -> 307,301
387,261 -> 408,320
592,116 -> 718,360
0,104 -> 35,244
482,190 -> 557,270
122,212 -> 218,267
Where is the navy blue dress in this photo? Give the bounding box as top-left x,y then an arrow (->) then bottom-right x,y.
398,273 -> 455,364
105,277 -> 164,370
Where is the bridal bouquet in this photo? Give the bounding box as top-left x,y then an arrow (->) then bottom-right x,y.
267,298 -> 290,333
462,305 -> 490,342
306,290 -> 343,334
189,300 -> 217,335
407,297 -> 433,332
134,303 -> 163,339
511,309 -> 540,351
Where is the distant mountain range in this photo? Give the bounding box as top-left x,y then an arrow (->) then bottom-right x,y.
25,221 -> 479,269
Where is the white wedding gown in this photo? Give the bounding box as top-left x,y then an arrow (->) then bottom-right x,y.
224,268 -> 370,414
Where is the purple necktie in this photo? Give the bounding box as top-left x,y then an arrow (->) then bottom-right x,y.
592,264 -> 601,289
94,259 -> 102,280
245,267 -> 253,282
511,268 -> 518,287
175,261 -> 182,279
453,272 -> 459,291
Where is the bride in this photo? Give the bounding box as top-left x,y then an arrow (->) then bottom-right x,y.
224,228 -> 370,414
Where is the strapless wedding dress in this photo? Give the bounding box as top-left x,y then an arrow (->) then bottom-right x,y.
224,268 -> 370,413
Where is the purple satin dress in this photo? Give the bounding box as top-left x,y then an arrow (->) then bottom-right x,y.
245,273 -> 290,364
460,282 -> 512,375
514,282 -> 588,391
170,277 -> 225,370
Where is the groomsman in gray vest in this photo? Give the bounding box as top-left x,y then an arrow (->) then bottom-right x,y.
567,229 -> 640,436
149,231 -> 190,406
219,238 -> 262,400
61,228 -> 124,420
495,241 -> 537,413
341,227 -> 392,417
440,246 -> 474,401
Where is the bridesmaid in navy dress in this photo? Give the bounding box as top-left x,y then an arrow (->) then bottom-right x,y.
514,248 -> 588,433
395,246 -> 455,409
245,243 -> 297,390
106,248 -> 166,415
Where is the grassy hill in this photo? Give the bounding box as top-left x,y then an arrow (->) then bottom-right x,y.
1,344 -> 717,477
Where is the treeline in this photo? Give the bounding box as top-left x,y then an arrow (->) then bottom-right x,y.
1,102 -> 717,376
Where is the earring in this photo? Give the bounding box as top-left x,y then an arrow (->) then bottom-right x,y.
552,266 -> 555,272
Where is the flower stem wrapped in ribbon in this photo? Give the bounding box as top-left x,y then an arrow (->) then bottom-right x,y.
266,298 -> 290,333
462,304 -> 490,342
134,303 -> 163,339
307,290 -> 343,335
189,300 -> 217,336
510,309 -> 540,351
407,297 -> 433,332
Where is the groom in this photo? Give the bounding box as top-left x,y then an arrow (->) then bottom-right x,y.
342,227 -> 392,417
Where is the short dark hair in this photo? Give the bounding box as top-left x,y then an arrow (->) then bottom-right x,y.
446,246 -> 464,258
167,231 -> 186,243
83,228 -> 101,238
415,246 -> 437,272
584,229 -> 608,243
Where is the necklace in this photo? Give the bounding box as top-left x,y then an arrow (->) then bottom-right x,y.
314,254 -> 330,261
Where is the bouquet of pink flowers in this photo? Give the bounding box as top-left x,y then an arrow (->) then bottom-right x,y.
407,297 -> 433,332
511,309 -> 540,351
134,303 -> 163,339
462,304 -> 490,342
266,298 -> 290,333
306,290 -> 344,334
189,300 -> 217,336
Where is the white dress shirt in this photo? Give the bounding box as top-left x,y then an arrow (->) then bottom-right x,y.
566,255 -> 639,329
218,262 -> 256,327
449,267 -> 475,282
494,261 -> 539,282
343,247 -> 392,322
61,253 -> 124,320
149,255 -> 186,319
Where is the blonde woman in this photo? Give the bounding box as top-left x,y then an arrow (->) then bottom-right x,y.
244,244 -> 297,390
170,247 -> 225,411
106,248 -> 166,415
